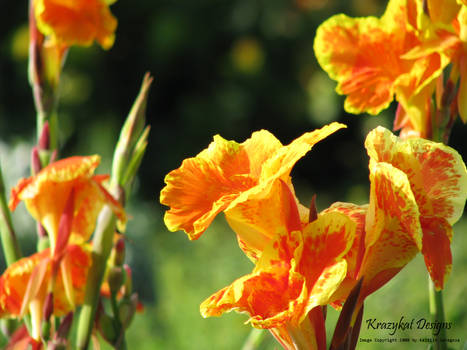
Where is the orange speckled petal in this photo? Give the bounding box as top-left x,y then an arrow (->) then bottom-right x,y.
313,0 -> 416,115
160,135 -> 254,239
161,124 -> 344,241
35,0 -> 117,49
0,244 -> 90,318
200,261 -> 306,329
420,216 -> 453,290
8,155 -> 124,247
365,126 -> 467,224
322,203 -> 367,279
0,250 -> 50,318
360,161 -> 422,298
225,180 -> 301,262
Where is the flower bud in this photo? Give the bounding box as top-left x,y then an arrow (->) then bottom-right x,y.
118,293 -> 139,329
98,310 -> 118,344
108,266 -> 124,296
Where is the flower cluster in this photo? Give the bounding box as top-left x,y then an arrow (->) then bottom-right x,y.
1,156 -> 124,340
0,1 -> 148,348
160,123 -> 467,348
314,0 -> 467,140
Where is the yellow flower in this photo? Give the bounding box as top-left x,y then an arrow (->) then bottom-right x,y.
313,0 -> 457,138
9,155 -> 125,253
34,0 -> 117,49
160,122 -> 345,261
365,126 -> 467,289
201,181 -> 356,349
0,244 -> 91,340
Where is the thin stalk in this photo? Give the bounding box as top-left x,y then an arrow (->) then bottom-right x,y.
429,279 -> 447,350
0,164 -> 22,265
428,82 -> 453,350
76,205 -> 117,350
241,328 -> 266,350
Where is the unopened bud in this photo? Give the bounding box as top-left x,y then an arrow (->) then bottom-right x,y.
108,266 -> 124,296
441,80 -> 457,108
110,237 -> 125,267
118,293 -> 139,329
41,292 -> 53,341
98,310 -> 118,344
122,264 -> 133,297
55,312 -> 73,340
42,292 -> 54,322
31,147 -> 42,175
309,194 -> 318,223
38,122 -> 50,151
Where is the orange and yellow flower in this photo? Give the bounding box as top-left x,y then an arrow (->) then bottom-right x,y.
201,181 -> 356,349
4,155 -> 126,340
9,155 -> 125,253
34,0 -> 117,49
328,126 -> 466,318
160,122 -> 345,261
364,126 -> 467,289
313,0 -> 459,138
0,244 -> 91,340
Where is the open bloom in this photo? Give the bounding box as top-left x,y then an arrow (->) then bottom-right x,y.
34,0 -> 117,49
160,122 -> 345,261
329,126 -> 467,319
201,181 -> 356,350
364,126 -> 467,289
9,155 -> 125,252
5,155 -> 125,340
313,0 -> 457,138
0,244 -> 91,340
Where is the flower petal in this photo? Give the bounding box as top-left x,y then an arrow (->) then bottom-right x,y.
9,155 -> 125,246
420,216 -> 453,290
161,135 -> 255,239
161,123 -> 345,241
0,245 -> 91,319
360,161 -> 422,298
365,126 -> 467,225
314,1 -> 417,114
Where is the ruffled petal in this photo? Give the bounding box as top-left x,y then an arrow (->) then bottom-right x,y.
314,0 -> 419,114
420,216 -> 453,290
0,244 -> 91,319
360,161 -> 422,298
161,123 -> 345,242
9,156 -> 125,247
161,135 -> 255,239
365,126 -> 467,225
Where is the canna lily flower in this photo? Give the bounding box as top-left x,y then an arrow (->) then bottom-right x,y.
33,0 -> 118,49
313,0 -> 457,138
326,159 -> 424,309
9,155 -> 126,253
201,181 -> 356,350
0,244 -> 91,340
160,122 -> 345,261
364,126 -> 467,290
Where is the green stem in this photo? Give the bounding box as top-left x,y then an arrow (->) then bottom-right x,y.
0,164 -> 22,266
241,328 -> 266,350
110,291 -> 127,350
76,206 -> 117,350
429,279 -> 447,350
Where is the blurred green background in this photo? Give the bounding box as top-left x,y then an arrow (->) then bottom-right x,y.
0,0 -> 466,349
